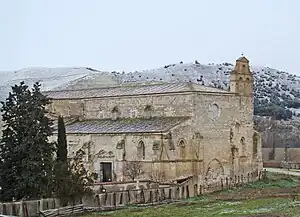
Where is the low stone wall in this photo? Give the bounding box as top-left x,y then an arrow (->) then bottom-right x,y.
262,147 -> 300,163
280,161 -> 300,169
0,171 -> 263,217
92,179 -> 172,193
263,161 -> 281,168
84,172 -> 262,208
0,198 -> 60,217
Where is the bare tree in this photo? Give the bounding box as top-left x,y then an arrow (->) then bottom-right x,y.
124,160 -> 144,181
149,170 -> 165,183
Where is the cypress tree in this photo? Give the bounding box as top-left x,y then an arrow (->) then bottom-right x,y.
54,116 -> 93,205
0,82 -> 55,201
56,116 -> 67,163
54,116 -> 70,205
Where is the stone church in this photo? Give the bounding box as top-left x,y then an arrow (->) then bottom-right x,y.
46,56 -> 263,183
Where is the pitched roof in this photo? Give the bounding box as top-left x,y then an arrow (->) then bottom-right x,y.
51,116 -> 79,129
59,116 -> 190,134
44,82 -> 231,100
237,56 -> 249,63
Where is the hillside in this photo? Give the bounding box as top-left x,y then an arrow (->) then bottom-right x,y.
0,67 -> 119,101
116,61 -> 300,121
1,60 -> 300,147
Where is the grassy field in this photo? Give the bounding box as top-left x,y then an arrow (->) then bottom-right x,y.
83,197 -> 300,217
82,172 -> 300,217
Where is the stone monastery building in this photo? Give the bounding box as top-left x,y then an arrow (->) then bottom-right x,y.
45,56 -> 263,183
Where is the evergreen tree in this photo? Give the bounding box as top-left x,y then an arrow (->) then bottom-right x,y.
54,116 -> 93,206
56,116 -> 67,163
0,82 -> 55,201
54,116 -> 69,205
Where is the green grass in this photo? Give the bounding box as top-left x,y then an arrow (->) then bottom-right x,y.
245,176 -> 298,189
82,172 -> 300,217
287,169 -> 300,173
83,197 -> 300,217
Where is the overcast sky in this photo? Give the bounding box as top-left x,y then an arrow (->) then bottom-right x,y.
1,0 -> 299,74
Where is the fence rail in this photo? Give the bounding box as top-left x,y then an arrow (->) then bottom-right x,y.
0,171 -> 263,217
39,204 -> 85,217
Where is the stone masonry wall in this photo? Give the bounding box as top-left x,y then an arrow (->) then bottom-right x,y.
58,119 -> 196,182
48,90 -> 262,182
262,147 -> 300,163
192,93 -> 261,178
49,93 -> 194,119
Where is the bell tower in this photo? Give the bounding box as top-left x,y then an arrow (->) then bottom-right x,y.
229,56 -> 253,97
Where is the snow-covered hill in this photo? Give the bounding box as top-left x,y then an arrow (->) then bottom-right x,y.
2,60 -> 300,147
2,61 -> 300,120
0,67 -> 119,101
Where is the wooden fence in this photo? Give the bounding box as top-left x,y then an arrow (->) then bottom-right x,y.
89,171 -> 263,210
39,204 -> 86,217
0,171 -> 263,217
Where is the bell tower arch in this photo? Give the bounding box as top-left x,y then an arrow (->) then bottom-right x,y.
229,56 -> 253,97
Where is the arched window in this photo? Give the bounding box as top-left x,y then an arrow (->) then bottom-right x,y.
67,105 -> 71,116
253,133 -> 258,157
240,137 -> 246,155
246,77 -> 250,81
211,103 -> 220,120
111,106 -> 120,120
144,105 -> 152,119
137,141 -> 145,160
235,122 -> 240,133
239,77 -> 243,81
179,140 -> 186,159
229,128 -> 234,143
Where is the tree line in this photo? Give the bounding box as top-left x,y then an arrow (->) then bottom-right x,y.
0,81 -> 92,203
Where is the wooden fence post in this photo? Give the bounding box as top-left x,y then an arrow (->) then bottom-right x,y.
225,177 -> 228,189
19,201 -> 24,217
150,190 -> 153,205
155,189 -> 159,202
140,189 -> 145,204
119,192 -> 123,205
194,184 -> 198,196
113,193 -> 116,209
221,179 -> 224,191
176,187 -> 180,199
186,186 -> 189,198
127,190 -> 131,204
39,198 -> 44,212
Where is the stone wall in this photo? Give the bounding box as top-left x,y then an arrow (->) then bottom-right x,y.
262,147 -> 300,163
85,171 -> 261,208
192,92 -> 261,178
48,86 -> 262,183
49,93 -> 194,119
0,172 -> 262,217
0,198 -> 60,217
56,119 -> 201,182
